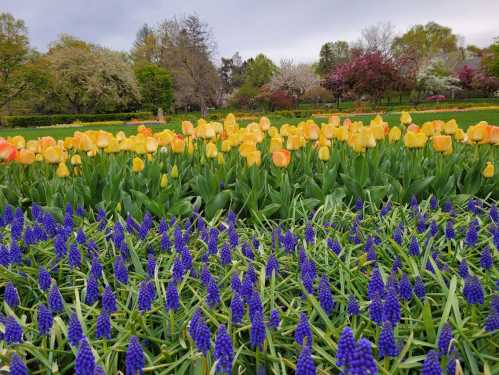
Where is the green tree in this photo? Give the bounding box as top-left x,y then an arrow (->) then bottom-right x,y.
317,41 -> 350,76
0,12 -> 48,113
46,35 -> 141,113
484,37 -> 499,78
243,54 -> 277,88
392,22 -> 458,69
135,64 -> 173,112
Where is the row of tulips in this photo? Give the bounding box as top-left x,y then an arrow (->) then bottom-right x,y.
0,113 -> 497,220
0,197 -> 497,374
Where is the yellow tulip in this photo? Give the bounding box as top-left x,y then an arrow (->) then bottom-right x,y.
9,135 -> 26,149
239,142 -> 256,157
443,119 -> 458,135
145,137 -> 159,153
96,131 -> 112,148
432,135 -> 453,154
359,127 -> 376,148
221,140 -> 231,152
400,111 -> 412,125
269,137 -> 283,152
388,127 -> 401,143
70,154 -> 82,165
286,135 -> 301,150
482,161 -> 494,178
171,137 -> 185,153
321,123 -> 335,139
217,153 -> 225,165
328,115 -> 340,126
335,126 -> 349,142
318,146 -> 330,161
259,116 -> 271,131
455,128 -> 466,142
17,149 -> 35,165
317,134 -> 331,147
132,157 -> 144,172
56,162 -> 70,178
370,123 -> 385,140
206,142 -> 218,158
35,154 -> 43,162
187,139 -> 195,155
272,149 -> 291,168
404,131 -> 427,149
348,133 -> 365,153
147,153 -> 153,161
116,131 -> 127,141
26,140 -> 39,153
421,122 -> 435,137
467,122 -> 487,143
43,145 -> 64,164
246,150 -> 261,167
160,174 -> 168,188
224,113 -> 236,128
303,121 -> 320,140
104,138 -> 120,153
171,165 -> 179,178
268,127 -> 279,138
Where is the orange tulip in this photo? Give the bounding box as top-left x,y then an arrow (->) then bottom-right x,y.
0,141 -> 17,161
303,121 -> 320,140
272,149 -> 291,168
432,135 -> 453,154
171,136 -> 185,153
16,149 -> 35,164
490,126 -> 499,145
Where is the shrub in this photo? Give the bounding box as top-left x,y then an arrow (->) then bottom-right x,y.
0,112 -> 154,128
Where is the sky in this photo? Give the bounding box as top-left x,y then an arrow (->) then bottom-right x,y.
2,0 -> 499,63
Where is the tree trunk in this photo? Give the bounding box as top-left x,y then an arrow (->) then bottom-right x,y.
200,97 -> 208,118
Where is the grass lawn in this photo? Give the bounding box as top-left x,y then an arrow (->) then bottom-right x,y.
0,108 -> 498,140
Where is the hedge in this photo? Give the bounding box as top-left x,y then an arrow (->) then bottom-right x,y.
0,112 -> 154,128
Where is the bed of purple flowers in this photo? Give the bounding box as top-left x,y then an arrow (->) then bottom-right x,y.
0,196 -> 497,374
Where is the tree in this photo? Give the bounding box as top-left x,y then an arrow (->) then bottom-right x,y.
141,15 -> 221,116
317,41 -> 350,76
415,58 -> 461,100
0,12 -> 48,113
46,35 -> 141,113
392,22 -> 458,69
360,22 -> 395,55
219,52 -> 245,95
324,51 -> 402,105
132,24 -> 160,65
135,64 -> 173,112
483,37 -> 499,78
269,59 -> 319,100
243,54 -> 277,88
457,65 -> 475,90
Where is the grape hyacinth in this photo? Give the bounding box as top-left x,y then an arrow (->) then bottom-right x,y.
296,344 -> 316,375
421,350 -> 442,375
213,325 -> 234,374
378,322 -> 398,358
68,313 -> 83,346
165,281 -> 179,312
9,353 -> 28,375
5,316 -> 23,344
295,312 -> 313,346
268,309 -> 280,330
96,311 -> 111,340
75,338 -> 95,375
4,282 -> 20,308
48,283 -> 65,313
347,295 -> 360,316
438,323 -> 453,355
250,311 -> 266,350
350,338 -> 378,375
102,286 -> 117,313
336,326 -> 356,368
463,276 -> 484,305
318,274 -> 334,315
37,304 -> 53,336
126,336 -> 144,375
230,293 -> 244,324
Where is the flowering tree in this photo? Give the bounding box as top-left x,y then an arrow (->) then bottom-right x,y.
457,65 -> 475,90
415,59 -> 461,100
269,60 -> 319,100
322,51 -> 402,105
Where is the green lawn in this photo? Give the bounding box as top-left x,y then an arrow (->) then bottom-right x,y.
0,108 -> 498,140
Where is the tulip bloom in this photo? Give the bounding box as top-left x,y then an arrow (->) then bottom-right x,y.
246,150 -> 261,167
171,165 -> 179,178
483,161 -> 494,178
432,135 -> 452,154
171,137 -> 185,154
272,149 -> 291,168
132,157 -> 144,173
206,142 -> 218,158
16,149 -> 35,165
318,146 -> 330,161
259,116 -> 270,131
182,121 -> 194,136
160,174 -> 168,188
43,146 -> 64,164
56,162 -> 70,177
70,155 -> 82,165
443,119 -> 458,135
388,127 -> 401,143
0,141 -> 17,162
400,111 -> 412,125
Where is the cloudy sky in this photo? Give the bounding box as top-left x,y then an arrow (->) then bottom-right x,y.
3,0 -> 498,63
